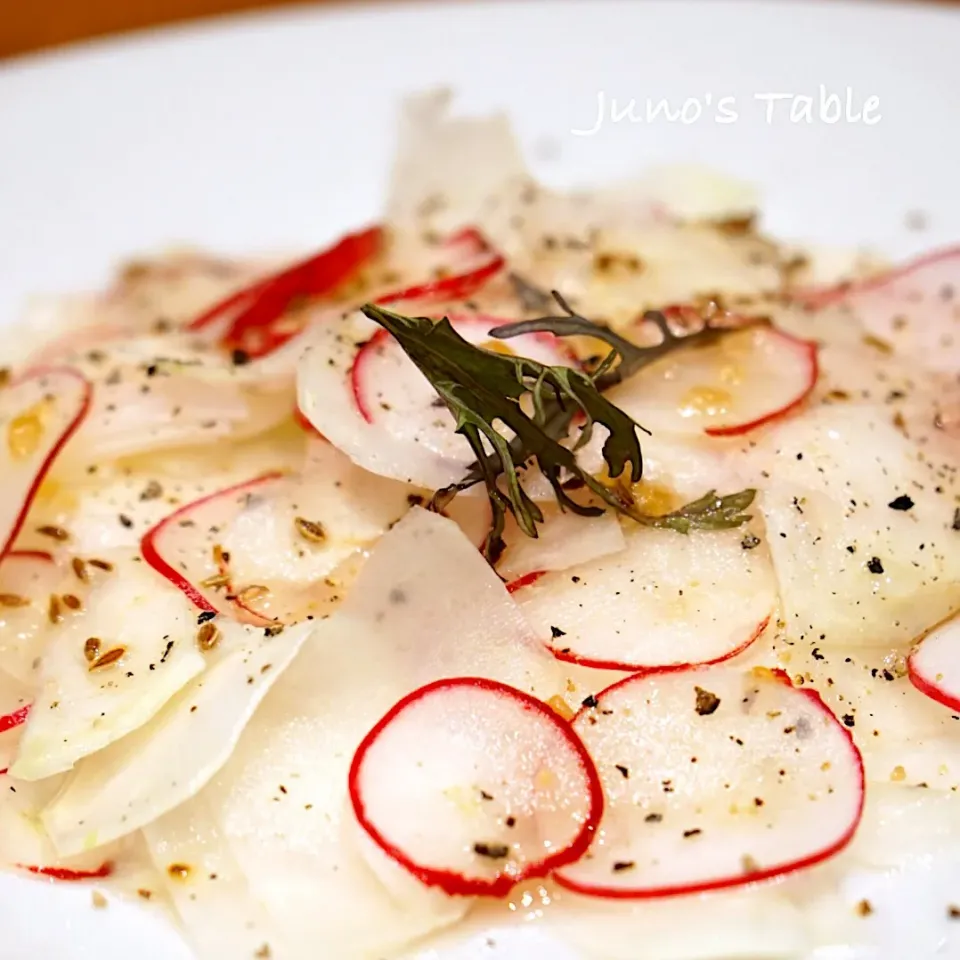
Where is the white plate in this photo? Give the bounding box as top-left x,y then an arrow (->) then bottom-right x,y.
1,1 -> 960,958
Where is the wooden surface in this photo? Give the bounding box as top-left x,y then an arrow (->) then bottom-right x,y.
1,0 -> 956,60
0,0 -> 333,59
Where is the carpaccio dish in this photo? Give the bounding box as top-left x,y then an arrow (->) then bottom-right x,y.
1,90 -> 959,959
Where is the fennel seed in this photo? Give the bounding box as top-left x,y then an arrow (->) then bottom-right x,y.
88,646 -> 125,670
199,573 -> 230,589
36,524 -> 70,542
236,584 -> 268,603
196,622 -> 221,651
71,557 -> 89,582
294,517 -> 327,544
0,593 -> 29,608
47,595 -> 62,624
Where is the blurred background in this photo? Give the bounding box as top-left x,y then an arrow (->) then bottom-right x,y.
0,0 -> 955,59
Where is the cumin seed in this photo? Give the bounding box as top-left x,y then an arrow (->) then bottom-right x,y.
196,622 -> 221,651
36,525 -> 69,542
71,557 -> 89,582
0,593 -> 29,608
294,517 -> 327,544
88,646 -> 125,671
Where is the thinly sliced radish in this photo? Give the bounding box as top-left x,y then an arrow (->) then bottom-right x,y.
299,311 -> 576,489
0,769 -> 123,880
0,368 -> 91,560
606,323 -> 818,438
143,509 -> 563,957
26,426 -> 308,554
63,342 -> 293,466
512,526 -> 776,672
10,557 -> 207,781
376,228 -> 505,308
746,404 -> 960,650
42,618 -> 315,855
352,313 -> 575,432
908,618 -> 960,712
554,666 -> 865,898
187,227 -> 382,350
139,449 -> 416,624
781,642 -> 960,789
298,311 -> 463,489
800,246 -> 960,373
0,667 -> 33,772
496,507 -> 626,584
139,473 -> 285,625
219,442 -> 412,585
350,676 -> 602,897
0,550 -> 59,683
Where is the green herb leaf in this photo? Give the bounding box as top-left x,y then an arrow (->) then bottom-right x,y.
488,290 -> 739,389
630,488 -> 757,534
361,304 -> 644,559
360,298 -> 756,561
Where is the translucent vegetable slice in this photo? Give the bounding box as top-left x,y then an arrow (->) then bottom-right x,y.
299,311 -> 576,489
554,666 -> 865,898
607,323 -> 818,438
908,618 -> 960,712
349,676 -> 602,896
0,667 -> 33,772
42,618 -> 315,855
496,507 -> 625,585
512,527 -> 775,671
748,404 -> 960,649
68,346 -> 293,466
0,368 -> 91,559
143,798 -> 288,959
188,226 -> 383,357
782,642 -> 960,789
142,509 -> 565,957
139,448 -> 414,624
0,771 -> 118,880
10,557 -> 207,780
801,245 -> 960,374
0,550 -> 59,684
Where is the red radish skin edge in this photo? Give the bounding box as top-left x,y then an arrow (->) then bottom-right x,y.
348,676 -> 604,898
351,316 -> 579,425
0,703 -> 31,734
546,614 -> 771,673
553,666 -> 865,901
505,570 -> 546,594
907,647 -> 960,713
3,550 -> 55,565
20,862 -> 113,882
139,473 -> 284,620
187,226 -> 383,336
0,368 -> 93,562
376,229 -> 504,308
1,737 -> 111,883
703,330 -> 819,438
221,227 -> 384,358
0,552 -> 53,726
797,244 -> 960,308
293,407 -> 328,442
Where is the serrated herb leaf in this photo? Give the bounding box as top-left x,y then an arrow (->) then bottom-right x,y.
488,290 -> 739,388
632,488 -> 757,534
360,298 -> 756,560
